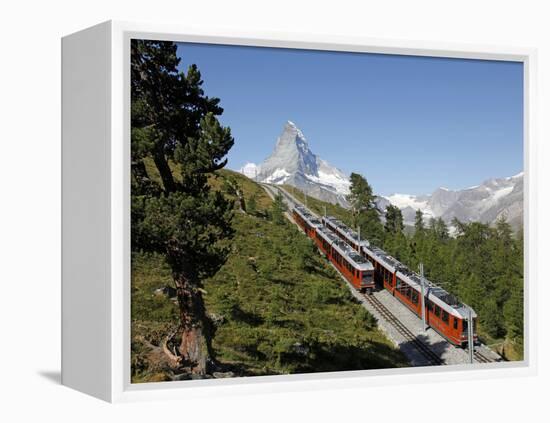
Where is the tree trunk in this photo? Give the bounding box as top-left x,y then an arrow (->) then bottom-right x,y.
174,273 -> 213,375
153,145 -> 177,193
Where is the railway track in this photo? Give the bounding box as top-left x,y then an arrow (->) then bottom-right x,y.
362,293 -> 444,366
473,350 -> 495,363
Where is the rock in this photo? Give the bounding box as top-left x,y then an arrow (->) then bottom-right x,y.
154,285 -> 177,299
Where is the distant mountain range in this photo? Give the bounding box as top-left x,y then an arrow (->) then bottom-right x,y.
238,121 -> 523,229
379,173 -> 523,229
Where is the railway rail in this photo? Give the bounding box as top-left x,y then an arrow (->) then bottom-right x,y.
362,293 -> 444,366
473,350 -> 494,364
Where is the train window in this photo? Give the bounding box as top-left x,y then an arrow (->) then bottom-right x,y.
434,306 -> 441,317
442,310 -> 449,324
363,271 -> 373,283
427,301 -> 433,312
396,278 -> 401,288
462,320 -> 468,333
453,318 -> 458,330
412,291 -> 418,304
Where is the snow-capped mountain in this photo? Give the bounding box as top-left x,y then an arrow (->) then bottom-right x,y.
384,172 -> 523,229
240,121 -> 351,207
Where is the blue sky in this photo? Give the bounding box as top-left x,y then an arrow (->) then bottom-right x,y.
176,43 -> 523,196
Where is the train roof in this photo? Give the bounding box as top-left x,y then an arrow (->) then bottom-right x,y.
367,245 -> 402,272
316,227 -> 374,271
293,206 -> 323,227
322,216 -> 370,248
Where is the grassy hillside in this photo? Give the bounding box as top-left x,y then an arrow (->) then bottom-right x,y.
131,170 -> 408,382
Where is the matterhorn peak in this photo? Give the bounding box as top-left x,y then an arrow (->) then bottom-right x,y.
277,120 -> 308,147
243,121 -> 351,207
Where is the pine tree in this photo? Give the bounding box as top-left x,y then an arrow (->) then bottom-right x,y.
358,208 -> 386,247
271,193 -> 287,225
223,176 -> 246,213
414,209 -> 425,234
347,172 -> 374,225
503,279 -> 524,345
458,273 -> 486,312
131,40 -> 235,375
347,173 -> 384,246
247,195 -> 257,215
434,217 -> 449,240
482,297 -> 503,338
384,205 -> 404,234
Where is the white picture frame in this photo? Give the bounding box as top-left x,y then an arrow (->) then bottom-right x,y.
61,20 -> 537,403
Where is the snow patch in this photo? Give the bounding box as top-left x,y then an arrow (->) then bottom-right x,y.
490,185 -> 514,201
508,171 -> 524,180
304,170 -> 351,195
384,193 -> 435,220
263,168 -> 291,184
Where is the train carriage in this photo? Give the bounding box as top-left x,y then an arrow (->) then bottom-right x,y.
314,227 -> 375,292
292,206 -> 322,238
292,206 -> 375,293
394,268 -> 478,346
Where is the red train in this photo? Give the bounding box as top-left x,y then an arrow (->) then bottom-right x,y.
322,215 -> 478,347
292,206 -> 375,292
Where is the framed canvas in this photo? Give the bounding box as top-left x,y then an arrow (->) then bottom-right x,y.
61,20 -> 537,402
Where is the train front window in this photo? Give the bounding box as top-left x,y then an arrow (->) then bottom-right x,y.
362,271 -> 373,284
462,320 -> 468,333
